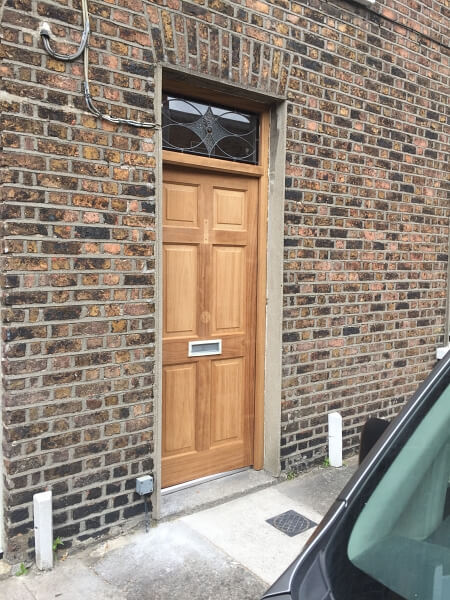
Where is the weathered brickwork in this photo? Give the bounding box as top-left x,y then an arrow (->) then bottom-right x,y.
0,0 -> 448,559
0,0 -> 158,560
280,5 -> 450,471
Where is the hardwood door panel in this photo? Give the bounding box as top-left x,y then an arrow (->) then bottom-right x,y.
163,335 -> 246,365
210,358 -> 244,446
163,229 -> 204,244
163,167 -> 258,487
163,363 -> 197,457
164,182 -> 199,228
213,188 -> 246,231
164,244 -> 198,337
162,444 -> 249,489
212,246 -> 245,333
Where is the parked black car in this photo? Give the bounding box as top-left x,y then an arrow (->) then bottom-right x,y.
262,352 -> 450,600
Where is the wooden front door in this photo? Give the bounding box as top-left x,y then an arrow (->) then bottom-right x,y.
162,166 -> 258,488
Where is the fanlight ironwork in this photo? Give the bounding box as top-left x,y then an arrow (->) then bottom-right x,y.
162,94 -> 259,164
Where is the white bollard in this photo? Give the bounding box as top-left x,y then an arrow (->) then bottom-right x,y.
33,490 -> 53,570
328,412 -> 342,467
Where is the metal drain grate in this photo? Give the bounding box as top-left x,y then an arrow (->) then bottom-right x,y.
266,510 -> 317,537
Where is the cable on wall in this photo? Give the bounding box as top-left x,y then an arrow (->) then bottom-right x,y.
40,0 -> 159,129
40,0 -> 90,62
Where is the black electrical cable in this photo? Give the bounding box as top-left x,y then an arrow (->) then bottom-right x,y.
40,0 -> 159,129
40,20 -> 89,61
82,45 -> 158,129
39,0 -> 90,62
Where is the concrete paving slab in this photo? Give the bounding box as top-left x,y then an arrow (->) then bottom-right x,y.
93,520 -> 266,600
0,459 -> 358,600
0,560 -> 12,578
182,485 -> 323,585
279,458 -> 358,515
10,559 -> 124,600
0,577 -> 35,600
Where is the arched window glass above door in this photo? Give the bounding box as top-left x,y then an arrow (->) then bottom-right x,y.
162,94 -> 259,164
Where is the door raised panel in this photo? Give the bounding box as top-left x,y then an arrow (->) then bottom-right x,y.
212,246 -> 245,332
163,363 -> 197,456
164,245 -> 198,337
210,358 -> 244,446
164,182 -> 199,227
213,188 -> 246,231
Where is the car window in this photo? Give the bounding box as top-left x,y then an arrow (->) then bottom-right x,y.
348,383 -> 450,600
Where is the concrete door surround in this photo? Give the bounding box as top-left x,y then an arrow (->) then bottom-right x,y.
152,65 -> 286,518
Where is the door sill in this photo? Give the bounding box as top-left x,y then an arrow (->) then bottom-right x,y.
162,467 -> 249,496
159,468 -> 277,521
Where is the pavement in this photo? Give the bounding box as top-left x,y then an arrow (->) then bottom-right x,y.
0,458 -> 358,600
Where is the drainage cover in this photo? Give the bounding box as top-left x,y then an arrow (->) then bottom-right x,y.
266,510 -> 316,537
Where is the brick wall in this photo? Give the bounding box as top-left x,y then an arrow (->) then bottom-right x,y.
0,0 -> 158,559
280,3 -> 449,471
0,0 -> 448,559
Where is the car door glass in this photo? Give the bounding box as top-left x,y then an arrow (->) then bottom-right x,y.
348,383 -> 450,600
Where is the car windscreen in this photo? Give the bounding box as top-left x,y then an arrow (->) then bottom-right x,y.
348,382 -> 450,600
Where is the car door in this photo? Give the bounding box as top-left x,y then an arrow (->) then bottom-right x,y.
262,352 -> 450,600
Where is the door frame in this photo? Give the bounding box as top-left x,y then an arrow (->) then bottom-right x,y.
153,67 -> 286,517
0,321 -> 3,554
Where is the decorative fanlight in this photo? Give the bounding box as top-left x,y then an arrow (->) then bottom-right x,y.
162,94 -> 259,165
